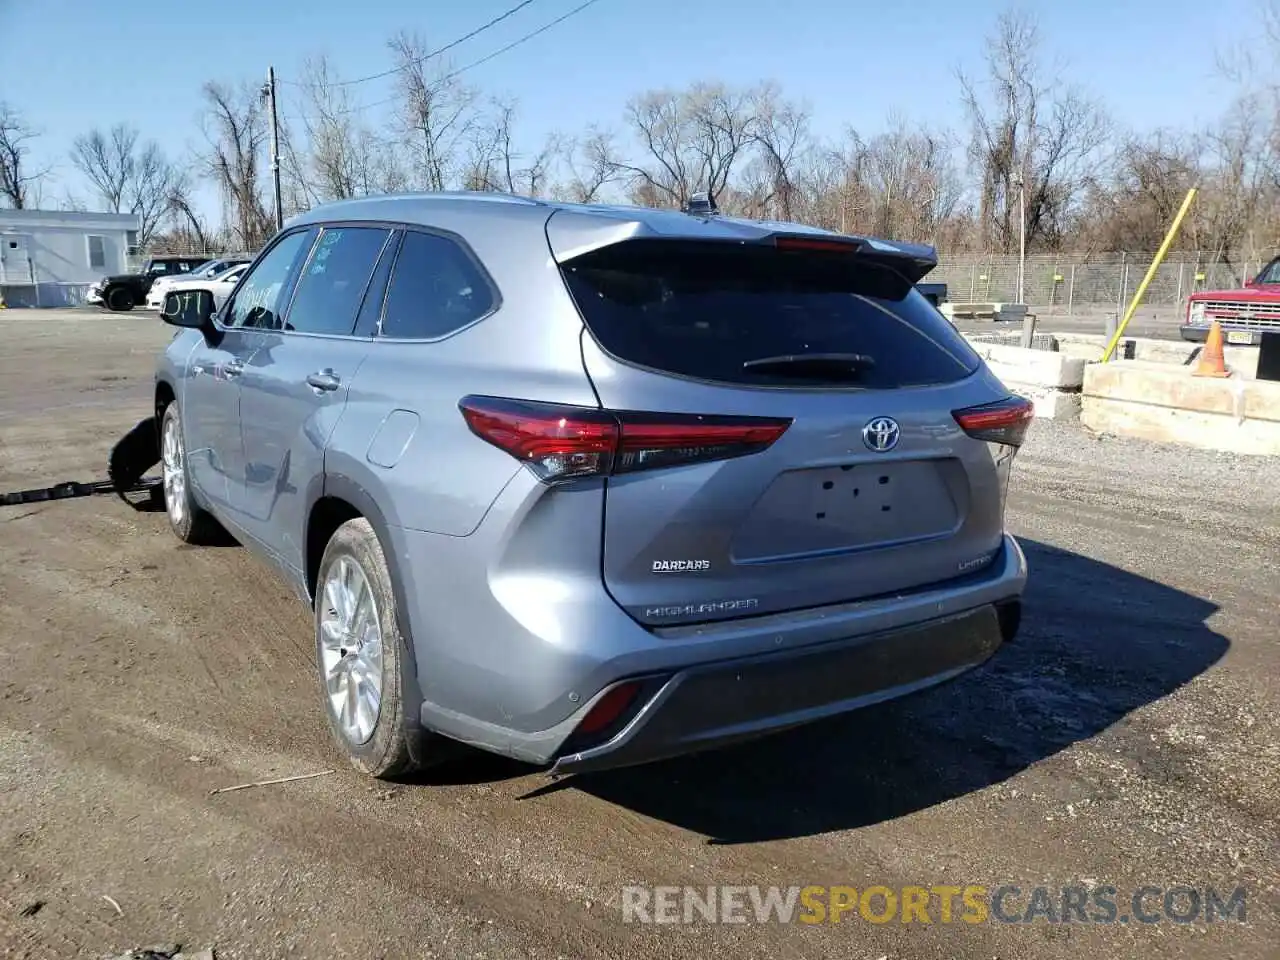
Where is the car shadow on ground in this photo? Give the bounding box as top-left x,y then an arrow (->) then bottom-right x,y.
426,538 -> 1228,843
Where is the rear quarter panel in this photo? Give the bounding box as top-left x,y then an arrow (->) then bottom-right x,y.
323,203 -> 600,537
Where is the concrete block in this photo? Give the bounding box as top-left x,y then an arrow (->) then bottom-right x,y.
1080,361 -> 1280,455
944,302 -> 1027,322
1016,385 -> 1082,420
994,303 -> 1029,324
1081,398 -> 1280,456
1244,381 -> 1280,424
1049,333 -> 1260,379
1083,361 -> 1242,416
968,340 -> 1086,389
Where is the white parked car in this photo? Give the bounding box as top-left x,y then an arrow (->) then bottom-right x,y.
146,256 -> 251,309
158,263 -> 249,311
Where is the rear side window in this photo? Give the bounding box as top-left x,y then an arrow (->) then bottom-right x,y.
560,240 -> 981,389
379,229 -> 496,340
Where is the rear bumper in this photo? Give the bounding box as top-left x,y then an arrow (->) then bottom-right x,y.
551,600 -> 1014,774
405,515 -> 1027,771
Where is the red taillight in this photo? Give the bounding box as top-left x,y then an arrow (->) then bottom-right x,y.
457,396 -> 617,482
953,395 -> 1035,446
576,681 -> 641,735
458,396 -> 791,483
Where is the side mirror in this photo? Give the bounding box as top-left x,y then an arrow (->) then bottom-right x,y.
161,289 -> 218,340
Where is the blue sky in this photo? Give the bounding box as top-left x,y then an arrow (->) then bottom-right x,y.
0,0 -> 1262,216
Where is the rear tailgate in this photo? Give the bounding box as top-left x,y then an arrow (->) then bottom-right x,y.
550,217 -> 1015,627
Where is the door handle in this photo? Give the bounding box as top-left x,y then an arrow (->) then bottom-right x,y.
223,358 -> 244,378
306,370 -> 341,393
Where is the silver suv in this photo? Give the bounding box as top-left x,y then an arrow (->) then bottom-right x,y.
154,192 -> 1030,780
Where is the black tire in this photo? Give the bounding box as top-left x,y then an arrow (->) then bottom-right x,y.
105,286 -> 135,312
159,402 -> 221,544
314,518 -> 433,779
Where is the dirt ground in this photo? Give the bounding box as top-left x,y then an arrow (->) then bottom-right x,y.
1,309 -> 1277,960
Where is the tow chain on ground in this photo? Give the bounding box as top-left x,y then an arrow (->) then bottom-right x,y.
1,476 -> 162,508
2,416 -> 164,511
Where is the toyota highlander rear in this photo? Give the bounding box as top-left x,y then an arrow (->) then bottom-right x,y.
441,206 -> 1030,772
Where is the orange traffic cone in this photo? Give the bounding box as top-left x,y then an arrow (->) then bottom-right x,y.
1193,320 -> 1229,378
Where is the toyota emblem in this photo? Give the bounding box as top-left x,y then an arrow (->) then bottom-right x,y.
862,416 -> 901,452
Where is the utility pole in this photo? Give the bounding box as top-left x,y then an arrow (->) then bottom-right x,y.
263,66 -> 284,232
1013,172 -> 1026,305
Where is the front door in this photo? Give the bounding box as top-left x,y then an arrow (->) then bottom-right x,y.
0,234 -> 33,285
190,226 -> 320,524
235,224 -> 397,575
182,328 -> 258,513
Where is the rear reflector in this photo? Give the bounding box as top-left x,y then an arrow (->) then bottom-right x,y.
459,396 -> 791,483
953,395 -> 1035,446
577,682 -> 641,735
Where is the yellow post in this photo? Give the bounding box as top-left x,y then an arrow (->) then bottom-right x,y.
1101,186 -> 1198,362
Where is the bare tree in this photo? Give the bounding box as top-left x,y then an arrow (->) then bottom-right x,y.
1080,129 -> 1201,252
614,82 -> 759,208
860,116 -> 964,244
553,127 -> 621,203
70,125 -> 136,212
388,31 -> 483,191
201,81 -> 273,250
958,8 -> 1111,253
70,124 -> 177,246
0,103 -> 48,209
462,99 -> 557,196
741,82 -> 811,220
163,169 -> 215,255
287,55 -> 408,209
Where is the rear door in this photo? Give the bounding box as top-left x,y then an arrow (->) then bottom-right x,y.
556,234 -> 1012,627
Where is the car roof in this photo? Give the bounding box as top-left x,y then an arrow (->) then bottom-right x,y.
283,191 -> 937,264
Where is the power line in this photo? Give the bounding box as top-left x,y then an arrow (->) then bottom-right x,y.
439,0 -> 607,86
292,0 -> 542,89
283,0 -> 609,123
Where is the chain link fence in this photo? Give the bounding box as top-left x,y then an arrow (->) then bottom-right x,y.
930,253 -> 1272,311
119,248 -> 1270,314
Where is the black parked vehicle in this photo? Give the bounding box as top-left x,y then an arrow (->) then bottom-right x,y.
85,254 -> 210,312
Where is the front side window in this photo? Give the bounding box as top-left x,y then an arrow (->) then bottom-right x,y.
284,226 -> 393,336
220,229 -> 318,330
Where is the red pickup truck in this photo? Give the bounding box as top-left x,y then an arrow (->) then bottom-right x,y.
1182,255 -> 1280,345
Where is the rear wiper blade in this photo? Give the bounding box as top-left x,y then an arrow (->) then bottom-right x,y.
741,352 -> 876,378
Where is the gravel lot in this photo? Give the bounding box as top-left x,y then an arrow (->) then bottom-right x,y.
1,309 -> 1277,959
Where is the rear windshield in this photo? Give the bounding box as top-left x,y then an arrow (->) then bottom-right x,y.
560,239 -> 981,389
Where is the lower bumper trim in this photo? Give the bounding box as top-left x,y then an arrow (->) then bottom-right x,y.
553,603 -> 1005,775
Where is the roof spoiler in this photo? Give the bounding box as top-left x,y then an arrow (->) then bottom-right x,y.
768,233 -> 938,287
